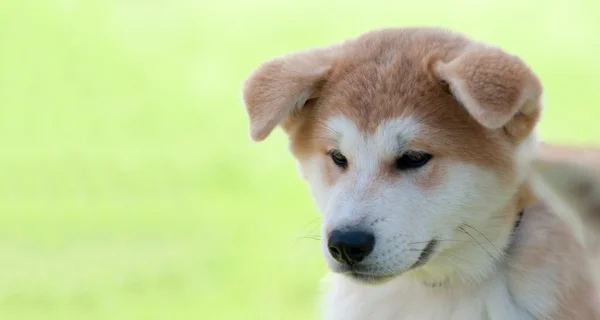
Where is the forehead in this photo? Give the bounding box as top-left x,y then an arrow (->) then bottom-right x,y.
290,67 -> 510,170
326,116 -> 418,156
317,28 -> 468,133
287,30 -> 513,170
310,54 -> 494,151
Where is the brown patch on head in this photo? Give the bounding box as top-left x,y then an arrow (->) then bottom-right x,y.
316,28 -> 469,134
243,28 -> 544,187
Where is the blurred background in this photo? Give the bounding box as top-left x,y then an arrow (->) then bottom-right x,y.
1,0 -> 599,319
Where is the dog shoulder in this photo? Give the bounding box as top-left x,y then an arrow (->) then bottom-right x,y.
507,200 -> 600,319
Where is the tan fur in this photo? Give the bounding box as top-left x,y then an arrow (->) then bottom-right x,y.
242,27 -> 600,319
243,45 -> 340,141
433,44 -> 542,137
509,201 -> 599,319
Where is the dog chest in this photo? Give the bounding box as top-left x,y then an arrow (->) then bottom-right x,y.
322,275 -> 535,320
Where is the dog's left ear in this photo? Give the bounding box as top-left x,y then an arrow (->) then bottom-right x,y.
433,44 -> 543,140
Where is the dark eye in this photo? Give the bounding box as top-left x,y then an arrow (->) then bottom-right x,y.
395,152 -> 432,170
329,150 -> 348,169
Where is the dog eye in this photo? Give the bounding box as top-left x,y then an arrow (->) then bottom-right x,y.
329,150 -> 348,169
395,152 -> 432,170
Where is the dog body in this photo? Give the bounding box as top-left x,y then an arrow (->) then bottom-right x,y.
242,28 -> 600,319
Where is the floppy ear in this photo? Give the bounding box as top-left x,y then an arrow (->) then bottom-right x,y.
433,44 -> 543,139
242,45 -> 339,141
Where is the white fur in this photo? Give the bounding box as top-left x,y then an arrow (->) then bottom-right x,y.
322,273 -> 535,320
294,116 -> 542,320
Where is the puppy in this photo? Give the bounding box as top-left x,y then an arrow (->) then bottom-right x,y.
242,27 -> 600,319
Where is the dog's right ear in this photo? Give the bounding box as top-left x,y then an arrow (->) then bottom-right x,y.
242,45 -> 339,141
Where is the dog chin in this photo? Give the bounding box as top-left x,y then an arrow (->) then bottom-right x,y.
329,266 -> 403,285
344,271 -> 399,285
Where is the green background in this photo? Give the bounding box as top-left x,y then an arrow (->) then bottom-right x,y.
1,0 -> 599,319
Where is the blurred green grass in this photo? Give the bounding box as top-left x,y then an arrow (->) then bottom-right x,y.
0,0 -> 599,319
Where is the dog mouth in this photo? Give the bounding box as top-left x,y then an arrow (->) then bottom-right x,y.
340,239 -> 439,284
409,239 -> 438,269
345,270 -> 398,284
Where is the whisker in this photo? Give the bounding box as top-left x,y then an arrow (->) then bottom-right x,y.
437,251 -> 474,265
462,224 -> 504,258
296,235 -> 321,241
409,239 -> 470,245
458,226 -> 498,262
300,218 -> 322,229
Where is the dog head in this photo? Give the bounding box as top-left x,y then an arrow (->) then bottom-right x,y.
242,28 -> 543,285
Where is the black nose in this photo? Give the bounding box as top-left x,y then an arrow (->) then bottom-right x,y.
327,229 -> 375,265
